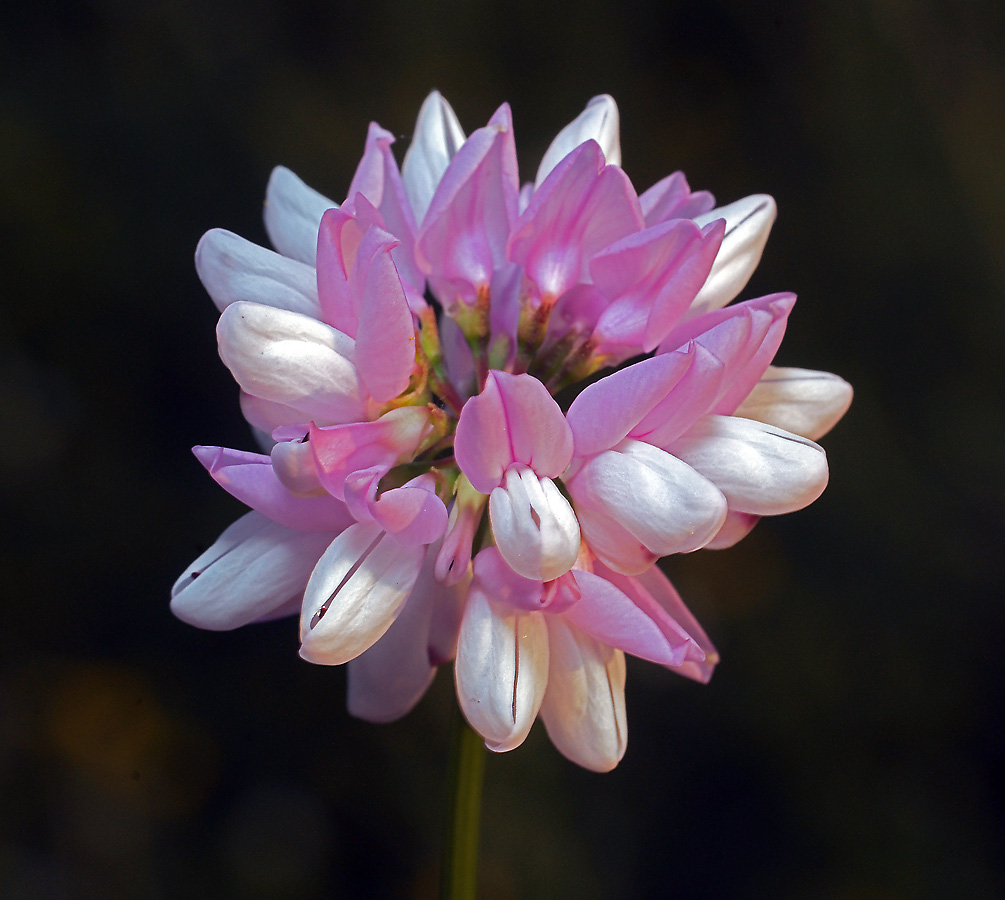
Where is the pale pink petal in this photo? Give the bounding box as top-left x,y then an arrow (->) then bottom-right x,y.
704,510 -> 761,550
733,366 -> 854,440
264,166 -> 337,264
192,445 -> 353,533
435,476 -> 487,586
171,512 -> 333,630
576,505 -> 658,576
196,229 -> 320,317
668,415 -> 829,516
414,104 -> 518,310
239,391 -> 313,434
217,301 -> 370,426
315,208 -> 365,335
563,569 -> 705,668
489,466 -> 581,581
454,371 -> 573,493
639,171 -> 715,226
508,141 -> 643,305
567,438 -> 728,557
455,581 -> 549,752
540,618 -> 626,772
270,437 -> 322,495
369,477 -> 448,546
300,523 -> 425,665
346,544 -> 441,723
688,194 -> 777,318
402,91 -> 466,223
535,94 -> 621,186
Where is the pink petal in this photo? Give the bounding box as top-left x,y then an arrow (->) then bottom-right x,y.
454,371 -> 573,493
590,218 -> 725,353
193,445 -> 353,533
704,510 -> 761,550
309,406 -> 432,500
414,104 -> 519,310
508,140 -> 644,305
563,569 -> 705,668
539,618 -> 626,772
639,171 -> 715,226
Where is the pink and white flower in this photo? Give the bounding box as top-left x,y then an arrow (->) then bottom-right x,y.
173,92 -> 851,770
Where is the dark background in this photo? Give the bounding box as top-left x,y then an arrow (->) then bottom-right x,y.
2,1 -> 1003,898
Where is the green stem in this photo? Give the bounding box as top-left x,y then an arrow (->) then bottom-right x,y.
441,701 -> 485,900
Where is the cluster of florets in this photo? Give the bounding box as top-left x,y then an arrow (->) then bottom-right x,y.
172,93 -> 851,771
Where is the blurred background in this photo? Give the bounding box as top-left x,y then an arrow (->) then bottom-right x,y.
2,1 -> 1003,897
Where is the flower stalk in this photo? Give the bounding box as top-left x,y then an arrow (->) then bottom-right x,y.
441,702 -> 485,900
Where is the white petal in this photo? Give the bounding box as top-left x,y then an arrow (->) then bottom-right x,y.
300,523 -> 425,666
489,466 -> 581,581
569,439 -> 728,557
171,511 -> 333,630
401,91 -> 466,224
535,95 -> 621,186
346,545 -> 441,723
218,301 -> 369,426
540,618 -> 627,772
733,366 -> 853,440
195,228 -> 321,317
263,166 -> 337,264
690,194 -> 776,316
455,585 -> 548,752
669,415 -> 829,515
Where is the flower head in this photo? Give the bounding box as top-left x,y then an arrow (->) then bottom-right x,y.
174,92 -> 851,770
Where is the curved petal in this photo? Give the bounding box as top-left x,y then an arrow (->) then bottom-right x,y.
668,415 -> 829,516
299,523 -> 425,666
568,439 -> 728,557
346,544 -> 441,723
454,370 -> 573,493
455,583 -> 549,752
217,302 -> 370,426
263,166 -> 337,264
540,618 -> 626,772
402,90 -> 466,223
196,229 -> 321,317
171,512 -> 333,630
192,445 -> 353,532
639,171 -> 715,226
733,366 -> 853,440
535,94 -> 621,186
489,467 -> 581,581
689,194 -> 776,317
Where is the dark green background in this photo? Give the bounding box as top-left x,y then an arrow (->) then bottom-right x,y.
3,1 -> 1003,897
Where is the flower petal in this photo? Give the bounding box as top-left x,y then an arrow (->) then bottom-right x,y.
263,166 -> 337,264
733,366 -> 853,440
540,618 -> 626,772
489,466 -> 581,582
535,94 -> 621,186
568,439 -> 728,557
455,582 -> 549,752
668,415 -> 829,515
171,511 -> 333,630
402,90 -> 466,223
217,301 -> 370,426
299,523 -> 425,666
196,229 -> 321,317
689,194 -> 777,317
454,370 -> 573,493
639,171 -> 715,226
